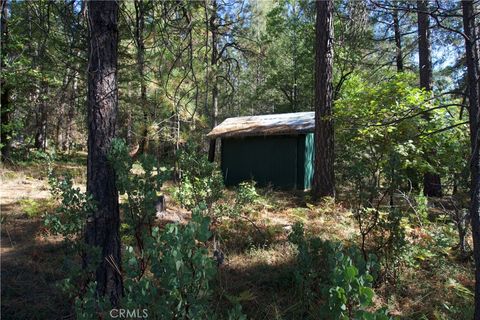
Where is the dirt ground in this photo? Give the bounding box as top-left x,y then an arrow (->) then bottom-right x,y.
0,166 -> 191,320
1,167 -> 72,320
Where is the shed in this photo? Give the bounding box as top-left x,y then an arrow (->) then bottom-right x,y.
207,112 -> 315,190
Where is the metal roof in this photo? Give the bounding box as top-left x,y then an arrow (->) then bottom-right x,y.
207,111 -> 315,138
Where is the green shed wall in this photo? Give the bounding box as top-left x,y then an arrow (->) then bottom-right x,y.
296,133 -> 314,190
220,133 -> 314,190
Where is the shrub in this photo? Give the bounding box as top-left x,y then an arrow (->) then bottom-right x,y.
19,197 -> 56,218
44,171 -> 100,301
45,139 -> 245,319
354,206 -> 407,285
288,222 -> 390,319
174,142 -> 224,210
45,171 -> 95,242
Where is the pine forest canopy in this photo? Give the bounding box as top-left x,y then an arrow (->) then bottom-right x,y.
1,0 -> 480,319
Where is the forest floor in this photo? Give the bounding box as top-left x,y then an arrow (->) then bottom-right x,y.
0,155 -> 476,320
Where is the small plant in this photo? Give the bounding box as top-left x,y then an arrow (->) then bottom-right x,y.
174,142 -> 224,210
415,191 -> 429,225
214,181 -> 260,219
45,171 -> 95,242
109,139 -> 169,275
354,205 -> 407,286
44,170 -> 101,305
235,181 -> 259,207
288,222 -> 390,319
113,209 -> 217,319
325,253 -> 389,320
19,198 -> 56,218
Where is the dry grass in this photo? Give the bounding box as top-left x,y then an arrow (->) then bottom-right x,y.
0,158 -> 87,320
1,184 -> 72,319
212,191 -> 474,319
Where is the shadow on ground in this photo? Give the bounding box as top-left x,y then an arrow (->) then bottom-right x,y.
1,216 -> 72,320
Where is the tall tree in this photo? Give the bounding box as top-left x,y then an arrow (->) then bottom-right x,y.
208,0 -> 219,162
0,0 -> 11,161
462,1 -> 480,317
34,83 -> 48,150
85,0 -> 122,306
312,0 -> 335,198
134,0 -> 149,155
392,3 -> 403,72
417,0 -> 442,197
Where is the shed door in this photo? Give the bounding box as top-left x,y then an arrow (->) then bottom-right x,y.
221,135 -> 298,189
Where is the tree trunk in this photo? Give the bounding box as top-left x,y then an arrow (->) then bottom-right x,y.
417,0 -> 442,197
85,0 -> 122,307
292,3 -> 298,112
462,2 -> 480,318
135,0 -> 148,155
34,84 -> 48,151
312,0 -> 335,198
417,0 -> 432,91
57,71 -> 71,150
208,0 -> 218,163
392,4 -> 403,72
63,70 -> 77,152
1,0 -> 11,162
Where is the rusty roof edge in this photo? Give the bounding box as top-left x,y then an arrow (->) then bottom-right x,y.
206,111 -> 315,139
207,128 -> 314,139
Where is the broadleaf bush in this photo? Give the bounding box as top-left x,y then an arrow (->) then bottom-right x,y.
288,222 -> 391,319
44,139 -> 245,319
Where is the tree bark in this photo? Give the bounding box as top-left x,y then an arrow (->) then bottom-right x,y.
208,0 -> 218,163
0,0 -> 11,162
63,69 -> 77,152
462,2 -> 480,318
417,0 -> 442,197
34,84 -> 48,151
135,0 -> 148,155
392,4 -> 403,72
312,0 -> 335,198
417,0 -> 432,91
85,0 -> 122,307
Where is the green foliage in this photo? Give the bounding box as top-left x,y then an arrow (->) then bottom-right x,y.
414,192 -> 429,225
175,143 -> 259,220
336,72 -> 469,201
72,211 -> 220,319
354,206 -> 407,285
235,181 -> 259,207
45,139 -> 245,319
19,197 -> 56,218
45,170 -> 95,241
216,181 -> 260,218
44,169 -> 102,305
109,139 -> 168,247
288,222 -> 390,319
175,142 -> 224,210
326,255 -> 389,320
124,211 -> 215,318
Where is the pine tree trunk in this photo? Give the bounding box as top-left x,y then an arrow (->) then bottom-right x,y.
34,84 -> 48,151
135,0 -> 148,155
208,0 -> 218,163
417,0 -> 442,197
1,0 -> 11,162
417,0 -> 432,92
312,0 -> 335,198
462,2 -> 480,318
85,0 -> 122,307
63,70 -> 77,152
393,5 -> 403,72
